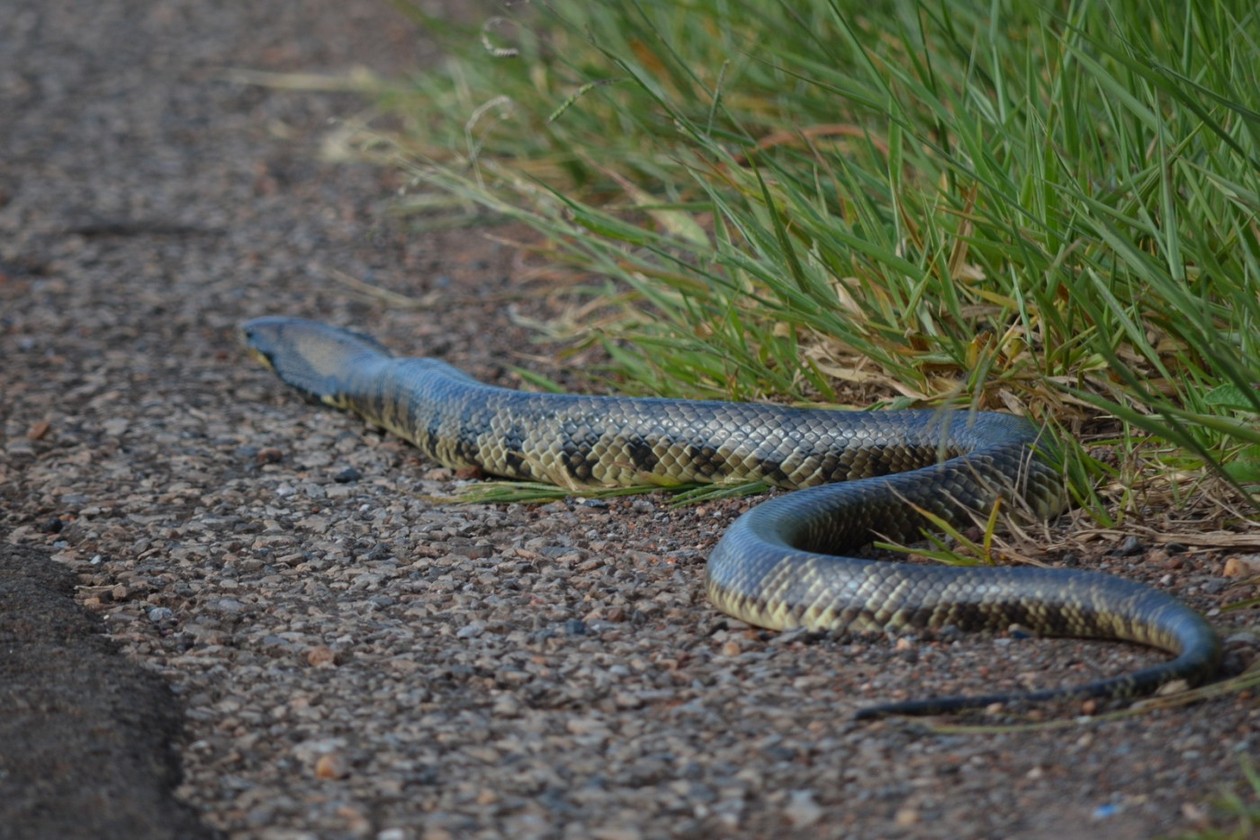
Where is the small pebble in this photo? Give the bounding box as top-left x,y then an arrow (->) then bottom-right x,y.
333,466 -> 361,483
1223,554 -> 1260,577
894,806 -> 919,827
1092,803 -> 1120,820
255,447 -> 284,464
1114,535 -> 1143,556
314,752 -> 350,780
214,598 -> 245,614
784,790 -> 823,828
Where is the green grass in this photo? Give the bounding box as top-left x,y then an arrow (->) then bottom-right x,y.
366,0 -> 1260,517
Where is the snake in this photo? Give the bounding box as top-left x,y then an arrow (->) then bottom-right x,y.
241,316 -> 1221,718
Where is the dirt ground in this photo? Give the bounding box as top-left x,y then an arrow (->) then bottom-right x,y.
0,1 -> 1255,839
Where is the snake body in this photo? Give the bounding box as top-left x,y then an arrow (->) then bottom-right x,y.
242,316 -> 1221,717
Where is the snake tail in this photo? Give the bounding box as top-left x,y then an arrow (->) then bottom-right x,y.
242,316 -> 1222,718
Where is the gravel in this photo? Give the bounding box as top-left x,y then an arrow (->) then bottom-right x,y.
1,1 -> 1255,838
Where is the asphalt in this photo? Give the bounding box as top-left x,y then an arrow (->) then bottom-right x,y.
0,536 -> 214,839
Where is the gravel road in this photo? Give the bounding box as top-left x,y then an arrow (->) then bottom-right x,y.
1,1 -> 1255,838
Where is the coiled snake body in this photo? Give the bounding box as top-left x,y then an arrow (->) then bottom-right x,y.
243,316 -> 1220,717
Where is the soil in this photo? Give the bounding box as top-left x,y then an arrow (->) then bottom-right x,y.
0,1 -> 1255,839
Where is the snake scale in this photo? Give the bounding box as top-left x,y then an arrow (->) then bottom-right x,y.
242,316 -> 1221,718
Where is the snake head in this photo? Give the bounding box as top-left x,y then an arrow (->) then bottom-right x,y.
240,316 -> 392,408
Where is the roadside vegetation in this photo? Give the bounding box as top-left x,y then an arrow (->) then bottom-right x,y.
360,0 -> 1259,522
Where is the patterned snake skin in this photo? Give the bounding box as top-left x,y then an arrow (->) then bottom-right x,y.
242,317 -> 1221,717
